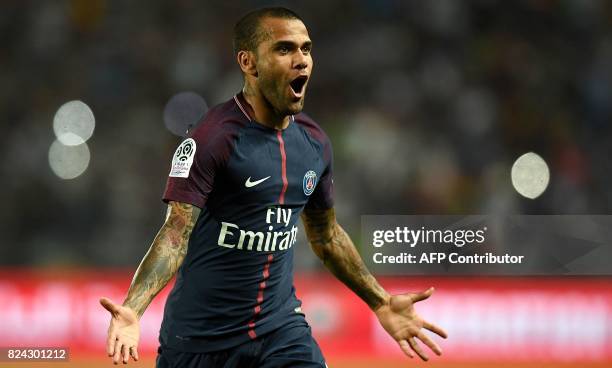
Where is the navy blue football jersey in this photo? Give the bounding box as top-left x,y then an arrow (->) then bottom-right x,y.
159,92 -> 334,352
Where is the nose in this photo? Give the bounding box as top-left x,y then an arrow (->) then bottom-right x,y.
294,52 -> 308,70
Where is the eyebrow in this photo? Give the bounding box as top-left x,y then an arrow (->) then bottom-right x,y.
273,40 -> 313,49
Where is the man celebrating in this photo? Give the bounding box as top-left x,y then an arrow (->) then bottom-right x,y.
101,7 -> 447,367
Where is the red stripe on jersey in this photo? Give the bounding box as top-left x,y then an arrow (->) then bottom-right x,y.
247,254 -> 274,339
277,131 -> 288,204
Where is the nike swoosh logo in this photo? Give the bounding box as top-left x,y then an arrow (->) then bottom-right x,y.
245,176 -> 271,188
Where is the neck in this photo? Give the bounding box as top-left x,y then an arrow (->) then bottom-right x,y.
242,84 -> 291,130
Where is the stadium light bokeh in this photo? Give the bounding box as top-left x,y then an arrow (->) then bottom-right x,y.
53,100 -> 95,146
48,139 -> 91,180
163,91 -> 208,137
511,152 -> 550,199
49,100 -> 95,180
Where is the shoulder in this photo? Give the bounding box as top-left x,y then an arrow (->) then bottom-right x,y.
293,112 -> 331,147
189,97 -> 249,151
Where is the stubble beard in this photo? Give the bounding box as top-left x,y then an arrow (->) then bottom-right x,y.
259,72 -> 304,117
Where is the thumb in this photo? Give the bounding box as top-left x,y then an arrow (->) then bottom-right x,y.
411,287 -> 434,303
388,292 -> 418,310
100,297 -> 119,315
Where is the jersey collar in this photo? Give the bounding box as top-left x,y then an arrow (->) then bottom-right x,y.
234,91 -> 254,122
234,91 -> 295,129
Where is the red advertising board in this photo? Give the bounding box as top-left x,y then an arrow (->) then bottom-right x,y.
0,270 -> 610,363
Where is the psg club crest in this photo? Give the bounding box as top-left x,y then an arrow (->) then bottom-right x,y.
303,170 -> 317,196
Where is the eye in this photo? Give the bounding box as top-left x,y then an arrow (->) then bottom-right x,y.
301,46 -> 311,54
278,46 -> 290,54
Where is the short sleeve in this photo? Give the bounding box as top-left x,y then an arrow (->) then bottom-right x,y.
162,124 -> 235,208
306,137 -> 334,210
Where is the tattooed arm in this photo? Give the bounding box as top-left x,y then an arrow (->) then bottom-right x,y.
301,207 -> 389,310
100,201 -> 200,365
122,201 -> 200,316
301,207 -> 448,361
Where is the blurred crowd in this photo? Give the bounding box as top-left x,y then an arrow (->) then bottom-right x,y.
1,0 -> 611,267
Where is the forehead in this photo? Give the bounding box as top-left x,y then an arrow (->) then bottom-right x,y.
258,17 -> 310,44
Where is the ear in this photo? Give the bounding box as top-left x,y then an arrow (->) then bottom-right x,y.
237,50 -> 258,77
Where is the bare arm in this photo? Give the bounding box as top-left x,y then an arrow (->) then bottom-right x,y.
100,200 -> 200,364
123,200 -> 200,317
301,207 -> 389,310
301,207 -> 447,361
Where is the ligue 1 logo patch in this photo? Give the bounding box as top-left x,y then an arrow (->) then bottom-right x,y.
169,138 -> 196,178
303,170 -> 317,196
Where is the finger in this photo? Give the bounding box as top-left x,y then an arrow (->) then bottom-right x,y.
411,287 -> 434,303
107,332 -> 117,356
408,337 -> 428,361
113,339 -> 122,364
130,346 -> 139,361
417,332 -> 442,356
100,297 -> 119,315
122,344 -> 130,364
398,340 -> 414,358
424,320 -> 448,339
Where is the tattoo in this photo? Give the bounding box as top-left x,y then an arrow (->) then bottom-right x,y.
123,201 -> 200,318
301,208 -> 389,310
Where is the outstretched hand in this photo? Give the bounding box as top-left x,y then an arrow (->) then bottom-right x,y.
100,297 -> 140,365
374,287 -> 448,361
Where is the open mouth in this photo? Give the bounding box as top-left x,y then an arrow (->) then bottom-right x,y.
289,76 -> 308,96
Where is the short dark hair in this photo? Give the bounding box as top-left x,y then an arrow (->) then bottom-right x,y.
233,7 -> 303,55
